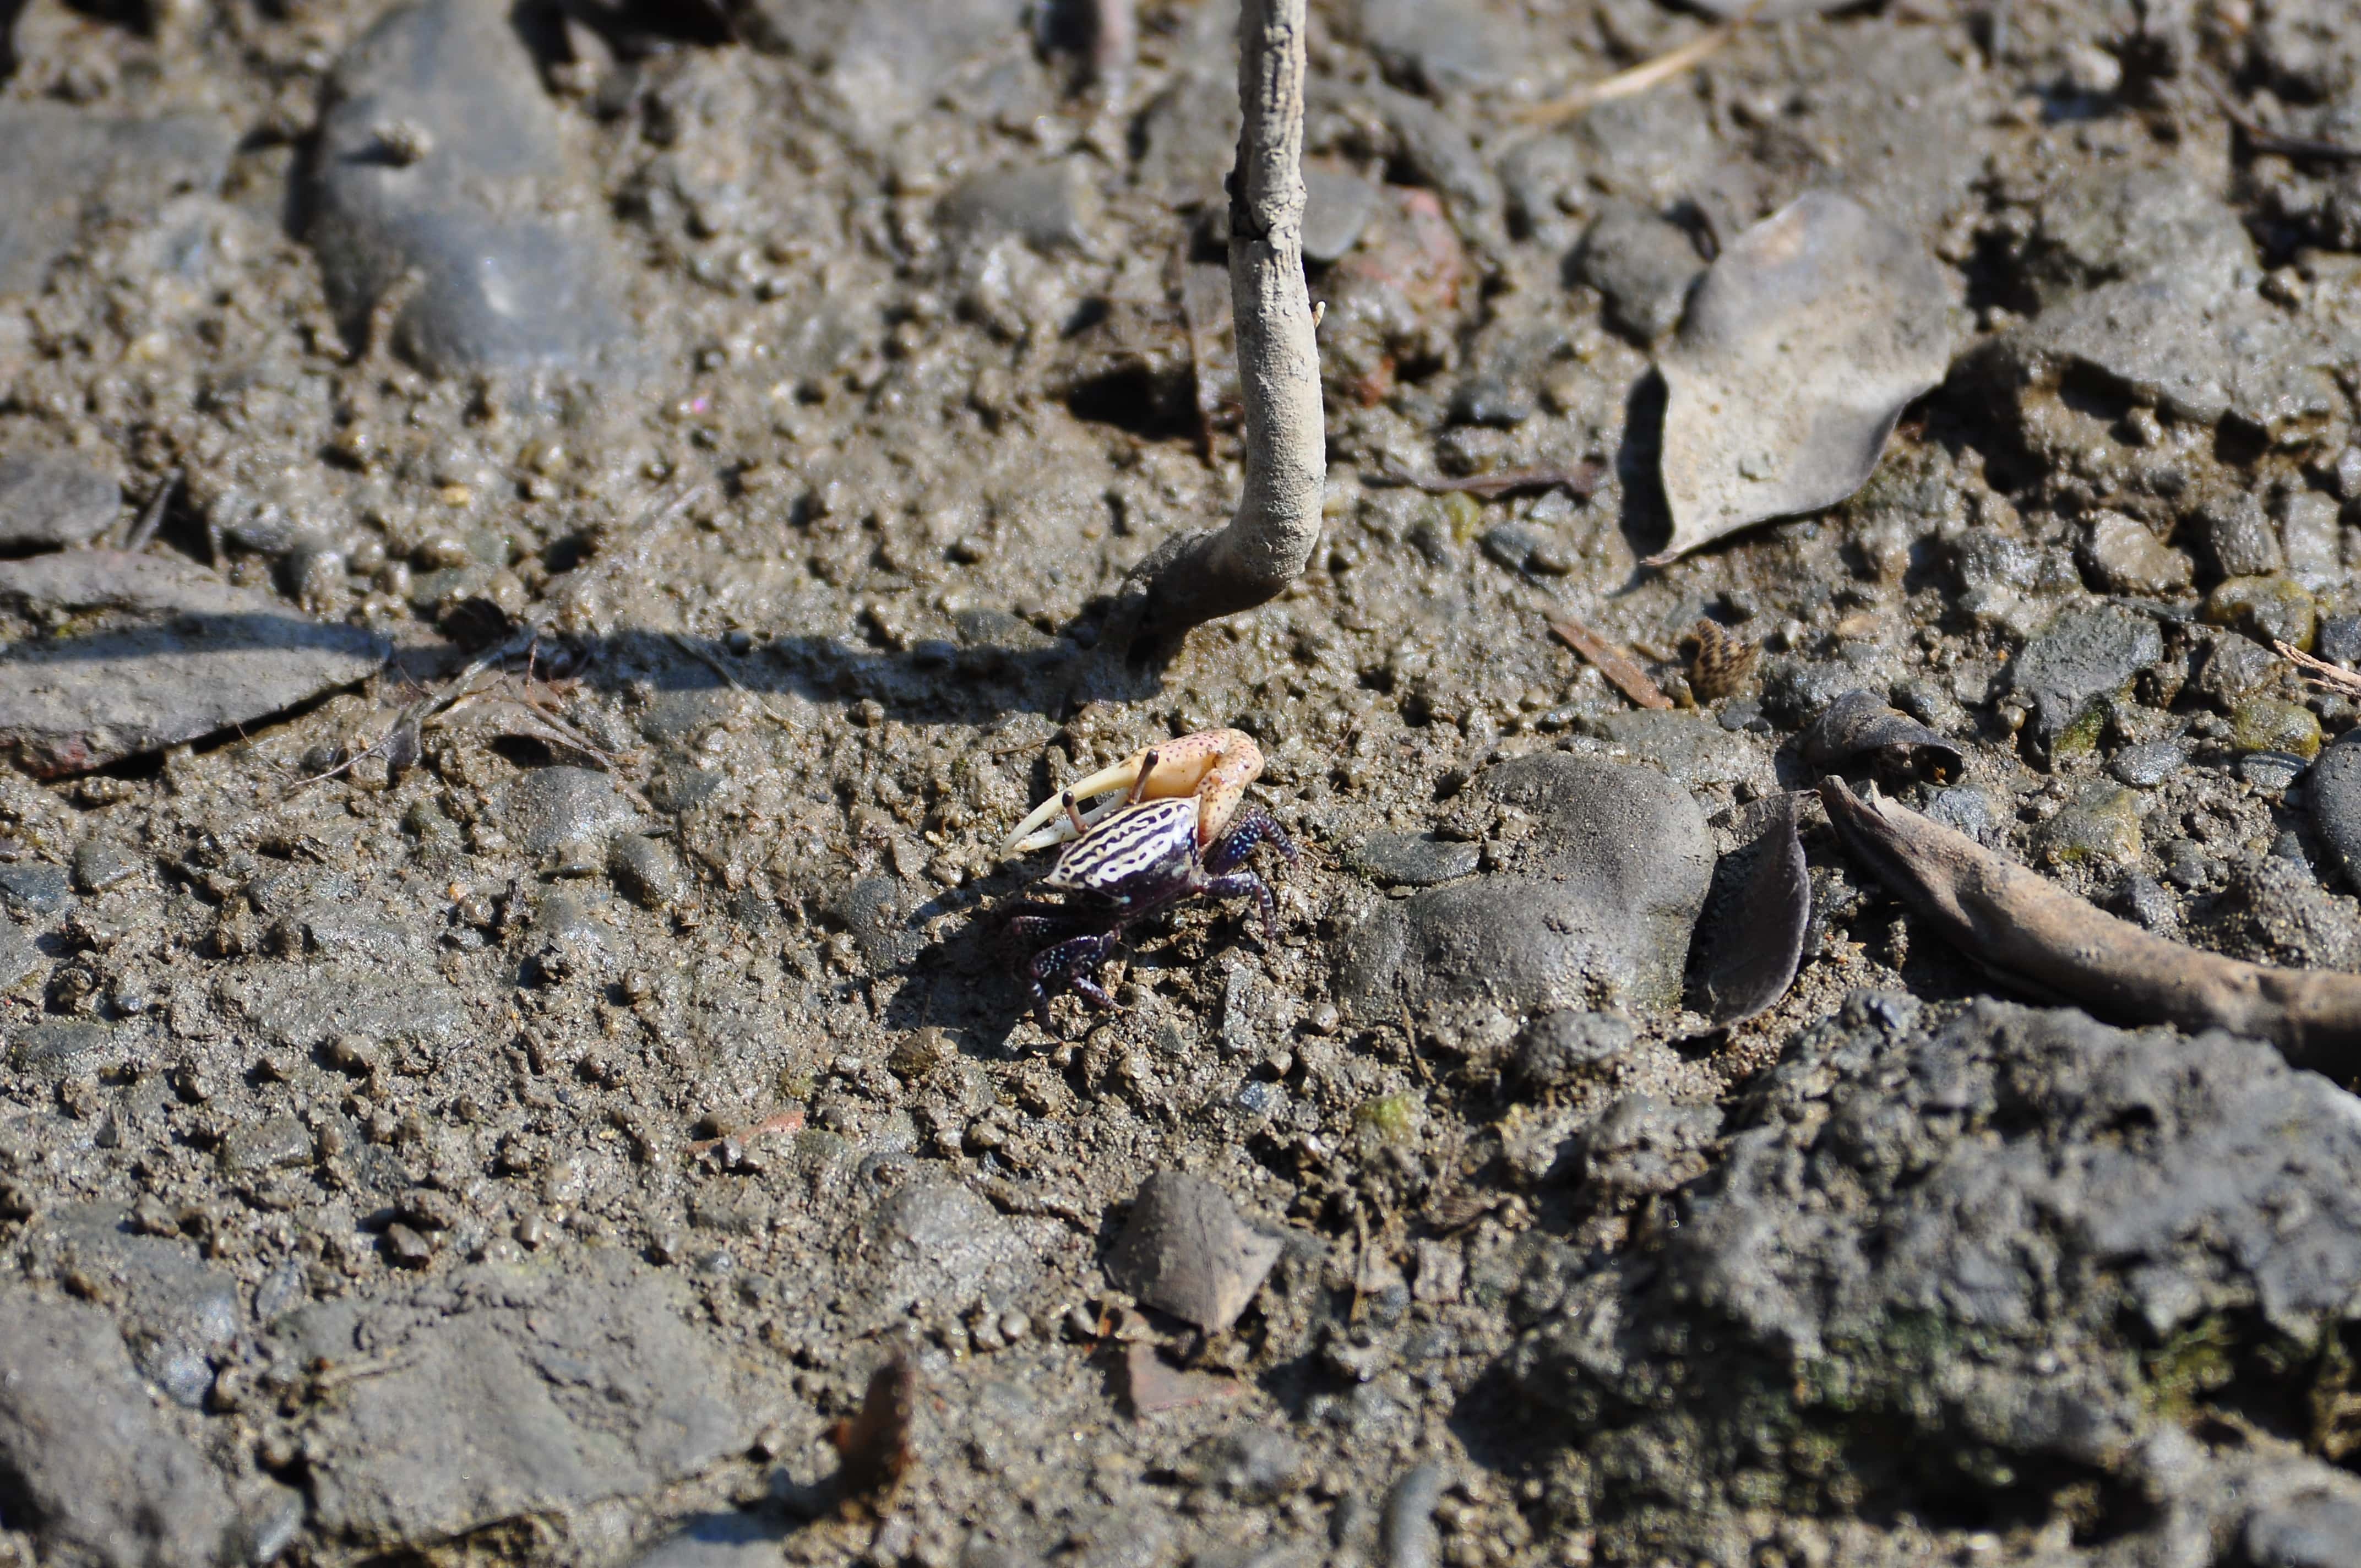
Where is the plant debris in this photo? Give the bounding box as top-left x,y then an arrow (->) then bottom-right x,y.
1649,192 -> 1954,564
1122,1341 -> 1245,1417
1547,616 -> 1673,710
830,1353 -> 917,1502
1688,791 -> 1810,1027
1802,690 -> 1964,780
1820,778 -> 2361,1075
1515,0 -> 1767,128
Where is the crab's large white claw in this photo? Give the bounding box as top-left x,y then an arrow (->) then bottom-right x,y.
999,728 -> 1265,858
1000,758 -> 1155,856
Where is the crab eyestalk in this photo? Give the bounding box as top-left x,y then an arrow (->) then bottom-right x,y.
1002,728 -> 1266,856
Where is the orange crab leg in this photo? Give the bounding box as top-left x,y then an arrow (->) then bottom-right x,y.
1002,729 -> 1264,856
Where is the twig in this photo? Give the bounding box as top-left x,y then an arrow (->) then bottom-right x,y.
1820,777 -> 2361,1075
1547,616 -> 1672,710
687,1108 -> 806,1156
118,469 -> 180,552
1516,0 -> 1769,129
2278,640 -> 2361,699
1127,0 -> 1325,647
1369,462 -> 1604,501
1087,0 -> 1136,98
2201,70 -> 2361,163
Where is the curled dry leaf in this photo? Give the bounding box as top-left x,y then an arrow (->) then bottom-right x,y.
1801,690 -> 1963,781
1688,791 -> 1809,1027
1820,778 -> 2361,1076
830,1354 -> 917,1501
1650,193 -> 1954,565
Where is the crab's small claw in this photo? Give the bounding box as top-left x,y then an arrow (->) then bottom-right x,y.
1000,728 -> 1265,856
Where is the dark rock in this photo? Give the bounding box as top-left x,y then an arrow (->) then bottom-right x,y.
2109,738 -> 2188,788
1511,998 -> 2361,1558
1302,165 -> 1381,264
1107,1170 -> 1281,1335
303,0 -> 632,376
278,1254 -> 760,1552
2239,750 -> 2311,792
1451,377 -> 1535,429
1921,784 -> 2005,845
1578,1094 -> 1718,1208
1514,1010 -> 1636,1091
214,960 -> 467,1054
1334,754 -> 1713,1022
1479,521 -> 1559,574
0,550 -> 387,778
1348,831 -> 1480,888
2006,603 -> 2164,762
939,161 -> 1099,252
217,1115 -> 315,1175
1578,710 -> 1771,792
2194,634 -> 2285,707
2209,575 -> 2319,654
1799,690 -> 1963,780
0,448 -> 119,552
9,1019 -> 127,1080
498,766 -> 637,856
2316,616 -> 2361,666
2311,732 -> 2361,894
70,837 -> 139,894
0,859 -> 71,914
0,102 -> 235,298
1569,203 -> 1702,343
0,923 -> 38,995
2191,491 -> 2287,578
2108,870 -> 2180,934
830,876 -> 921,970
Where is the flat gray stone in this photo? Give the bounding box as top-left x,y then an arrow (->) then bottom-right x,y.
0,103 -> 234,298
0,448 -> 119,551
1302,165 -> 1381,264
19,1209 -> 243,1410
850,1177 -> 1036,1322
1335,754 -> 1713,1022
304,0 -> 632,376
0,1287 -> 238,1567
940,161 -> 1100,253
1348,830 -> 1481,888
0,550 -> 387,778
498,766 -> 639,856
279,1254 -> 766,1550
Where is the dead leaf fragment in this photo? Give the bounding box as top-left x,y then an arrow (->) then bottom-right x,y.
1651,193 -> 1954,564
1106,1170 -> 1282,1335
1688,792 -> 1809,1027
1122,1341 -> 1245,1416
830,1354 -> 916,1501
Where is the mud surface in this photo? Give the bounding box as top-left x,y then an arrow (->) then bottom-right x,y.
8,1 -> 2361,1564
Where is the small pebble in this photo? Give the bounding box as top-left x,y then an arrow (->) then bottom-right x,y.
2229,698 -> 2321,760
2206,576 -> 2317,654
2108,739 -> 2187,788
2238,750 -> 2310,792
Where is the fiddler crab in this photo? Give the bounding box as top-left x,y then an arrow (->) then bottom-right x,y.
997,728 -> 1297,1027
